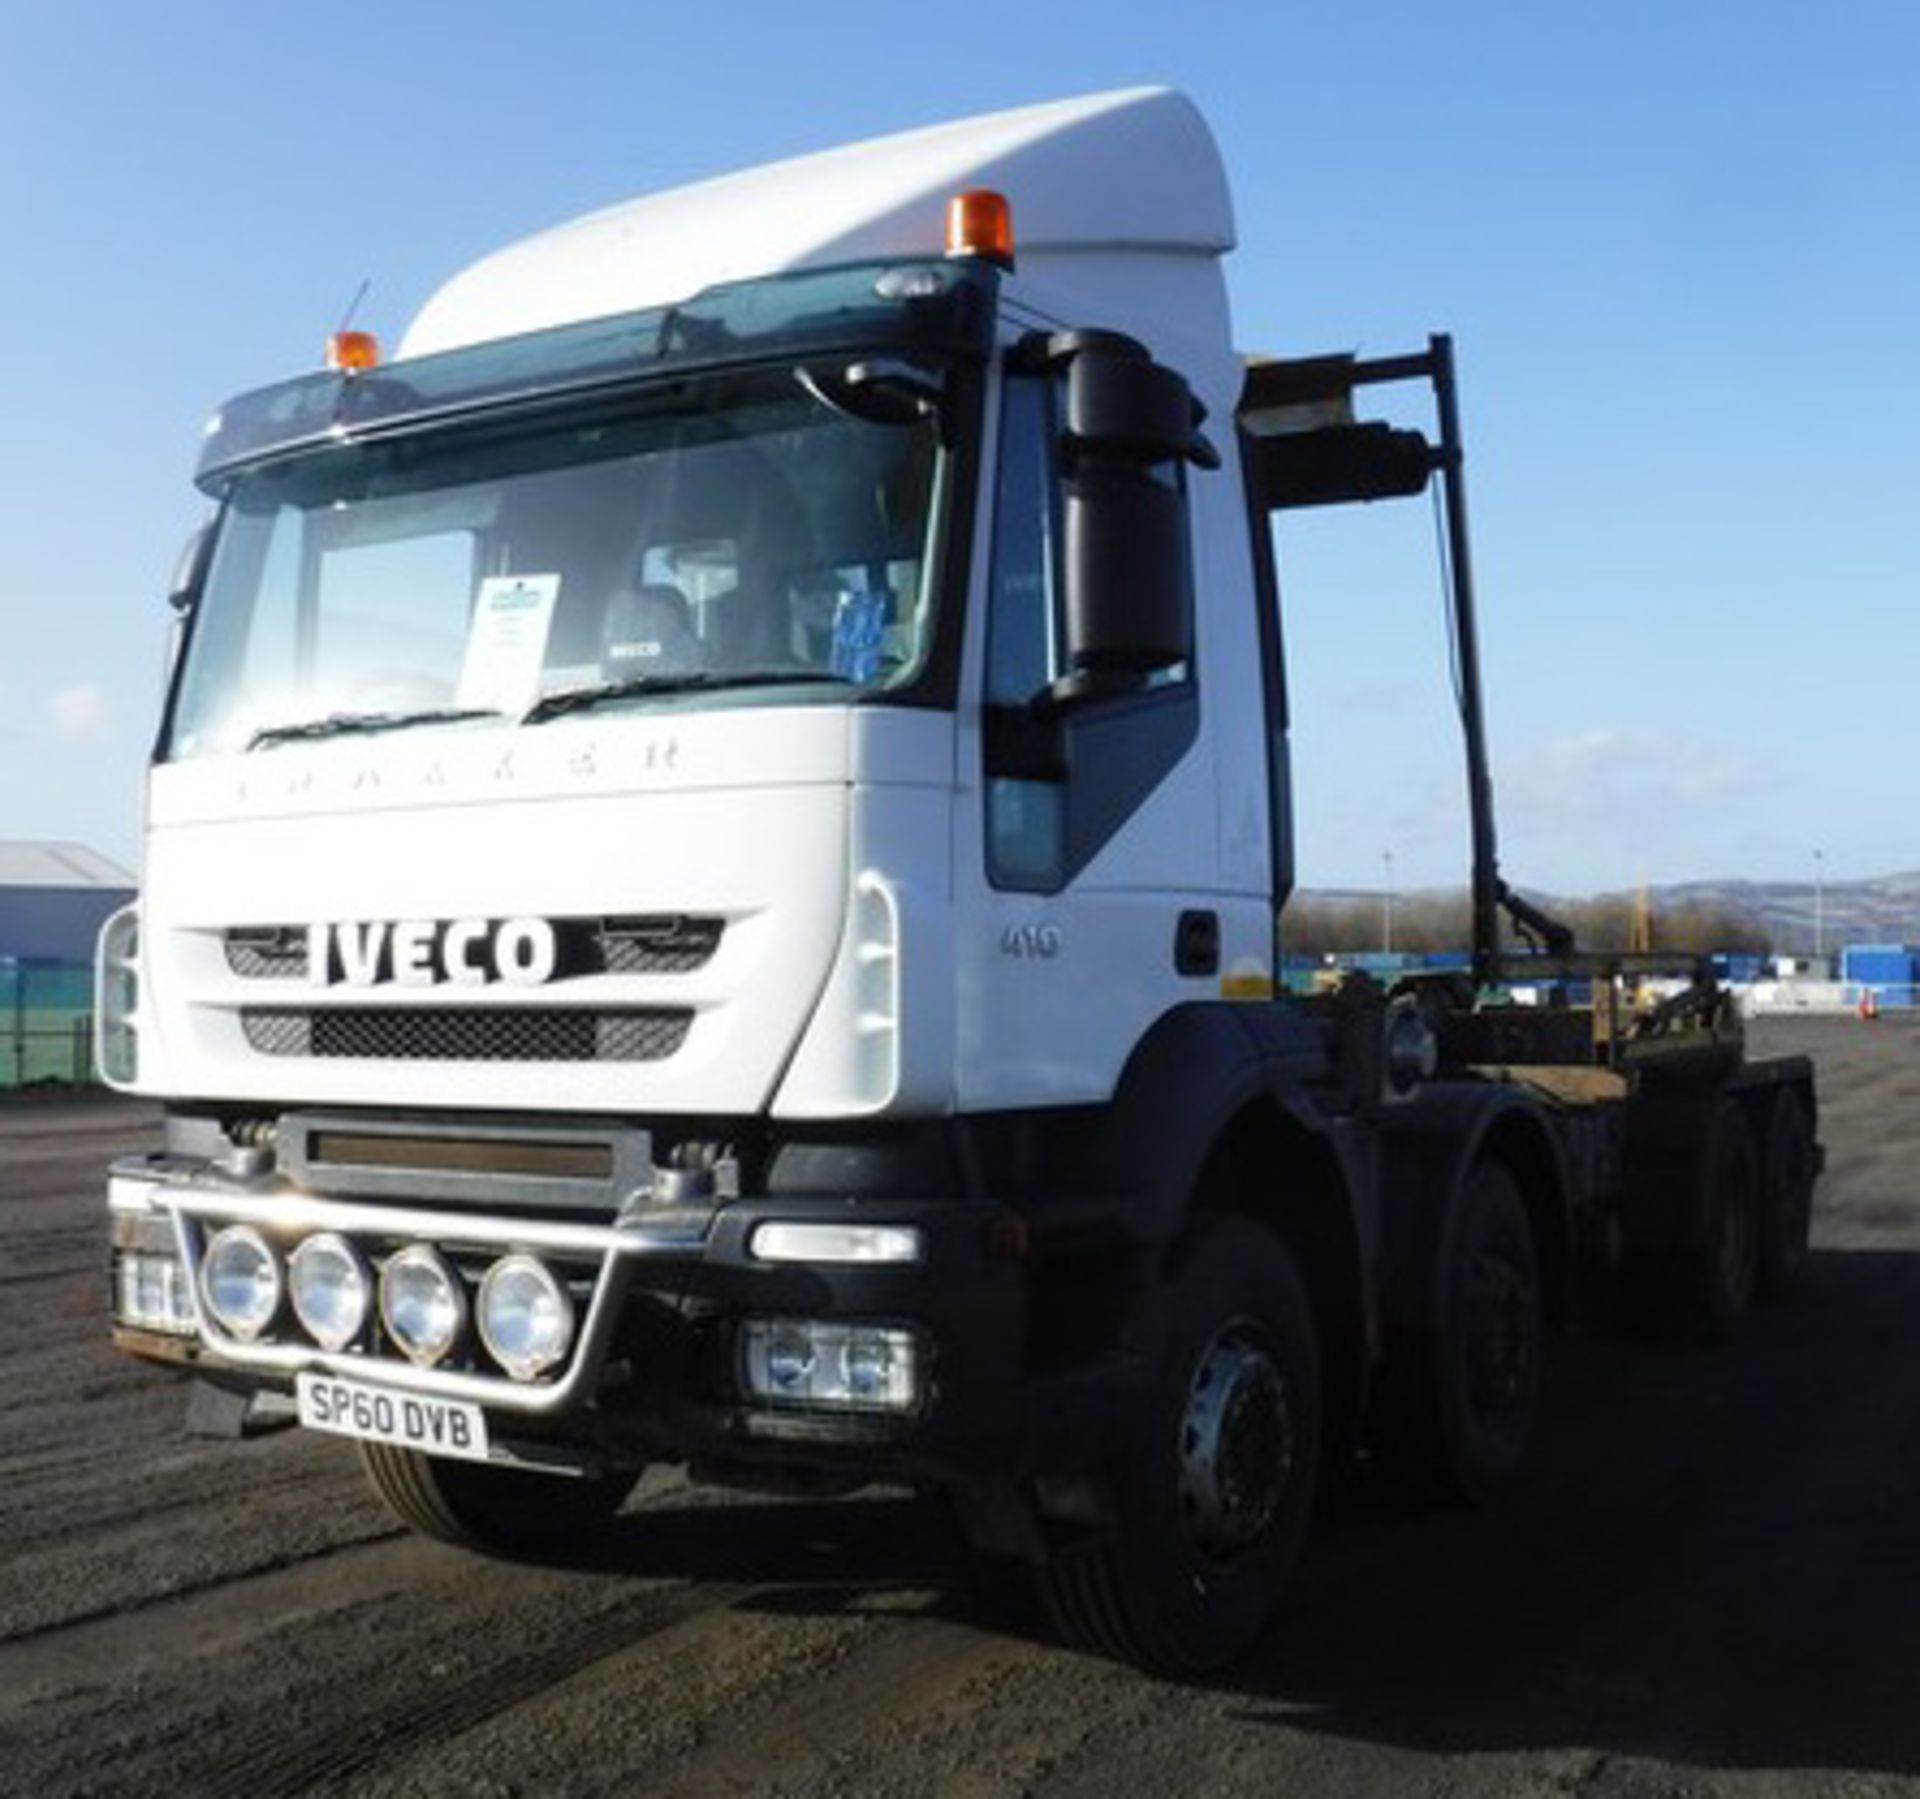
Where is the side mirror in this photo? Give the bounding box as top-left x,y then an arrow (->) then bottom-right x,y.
1065,352 -> 1214,468
1055,348 -> 1208,694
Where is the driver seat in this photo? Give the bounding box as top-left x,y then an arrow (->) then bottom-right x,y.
602,583 -> 704,677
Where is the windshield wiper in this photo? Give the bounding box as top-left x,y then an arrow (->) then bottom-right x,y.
521,669 -> 853,725
246,706 -> 502,750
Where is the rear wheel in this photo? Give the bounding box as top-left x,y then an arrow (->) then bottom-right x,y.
1378,1161 -> 1543,1502
1038,1215 -> 1321,1674
1756,1089 -> 1814,1303
1672,1098 -> 1761,1340
358,1442 -> 640,1557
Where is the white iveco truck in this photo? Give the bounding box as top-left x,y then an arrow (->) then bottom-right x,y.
102,90 -> 1819,1671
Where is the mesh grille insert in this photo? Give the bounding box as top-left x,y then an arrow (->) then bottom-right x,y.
241,1008 -> 691,1062
598,917 -> 724,974
224,930 -> 310,980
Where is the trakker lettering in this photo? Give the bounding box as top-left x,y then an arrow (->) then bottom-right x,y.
306,918 -> 559,987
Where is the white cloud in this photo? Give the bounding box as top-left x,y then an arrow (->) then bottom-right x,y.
47,682 -> 112,743
1500,728 -> 1767,826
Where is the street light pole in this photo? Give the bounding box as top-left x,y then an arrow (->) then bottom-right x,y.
1814,848 -> 1825,968
1383,850 -> 1395,956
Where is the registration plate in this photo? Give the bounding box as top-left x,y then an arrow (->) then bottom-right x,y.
295,1372 -> 491,1464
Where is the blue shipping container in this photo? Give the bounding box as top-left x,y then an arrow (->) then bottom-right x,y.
1841,945 -> 1919,986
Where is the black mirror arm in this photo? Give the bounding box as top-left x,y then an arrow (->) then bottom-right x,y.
167,520 -> 216,613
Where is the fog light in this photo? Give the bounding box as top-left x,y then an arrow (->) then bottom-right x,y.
288,1232 -> 371,1351
380,1245 -> 466,1367
739,1319 -> 921,1414
200,1225 -> 282,1341
477,1254 -> 575,1382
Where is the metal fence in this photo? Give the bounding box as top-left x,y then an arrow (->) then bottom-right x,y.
2,958 -> 96,1089
1738,980 -> 1920,1017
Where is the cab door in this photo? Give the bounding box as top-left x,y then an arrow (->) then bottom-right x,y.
952,355 -> 1232,1110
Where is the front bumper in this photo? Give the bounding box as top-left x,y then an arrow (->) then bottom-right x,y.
107,1150 -> 1064,1483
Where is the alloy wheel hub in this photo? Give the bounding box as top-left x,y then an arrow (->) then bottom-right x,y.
1176,1326 -> 1293,1559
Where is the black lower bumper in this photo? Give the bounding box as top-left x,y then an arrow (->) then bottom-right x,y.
109,1150 -> 1148,1490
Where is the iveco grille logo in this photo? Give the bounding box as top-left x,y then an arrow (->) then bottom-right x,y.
309,918 -> 559,987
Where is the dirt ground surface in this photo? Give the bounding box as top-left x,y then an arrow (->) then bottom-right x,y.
3,1017 -> 1918,1797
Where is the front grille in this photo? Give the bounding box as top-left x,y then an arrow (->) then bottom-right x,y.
241,1007 -> 691,1063
598,917 -> 723,974
225,929 -> 309,980
224,916 -> 723,981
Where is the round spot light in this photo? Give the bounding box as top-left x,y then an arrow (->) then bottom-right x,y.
379,1245 -> 467,1367
477,1254 -> 575,1383
288,1232 -> 371,1352
200,1225 -> 282,1341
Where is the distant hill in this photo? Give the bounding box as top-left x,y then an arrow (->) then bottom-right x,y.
1603,871 -> 1920,956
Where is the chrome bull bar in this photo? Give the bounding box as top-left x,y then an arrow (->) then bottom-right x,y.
161,1185 -> 711,1416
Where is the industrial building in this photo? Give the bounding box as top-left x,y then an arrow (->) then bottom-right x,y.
0,841 -> 136,965
0,842 -> 134,1086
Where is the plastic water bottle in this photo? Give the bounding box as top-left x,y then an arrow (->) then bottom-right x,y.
830,588 -> 887,683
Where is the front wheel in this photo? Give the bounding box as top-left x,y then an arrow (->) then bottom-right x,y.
358,1442 -> 640,1558
1038,1215 -> 1321,1674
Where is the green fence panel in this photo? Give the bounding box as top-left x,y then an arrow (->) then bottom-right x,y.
2,960 -> 97,1089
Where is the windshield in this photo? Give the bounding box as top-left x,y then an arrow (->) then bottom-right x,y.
166,367 -> 947,759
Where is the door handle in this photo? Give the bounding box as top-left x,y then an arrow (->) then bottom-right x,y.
1175,909 -> 1220,977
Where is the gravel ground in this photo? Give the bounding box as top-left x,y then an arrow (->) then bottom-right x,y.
2,1017 -> 1918,1796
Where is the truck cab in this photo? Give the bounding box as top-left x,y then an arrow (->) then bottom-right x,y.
101,89 -> 1818,1674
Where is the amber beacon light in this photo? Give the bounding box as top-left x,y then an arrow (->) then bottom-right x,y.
945,188 -> 1014,269
325,329 -> 381,372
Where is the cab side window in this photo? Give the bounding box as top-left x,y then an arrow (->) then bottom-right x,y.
981,362 -> 1204,895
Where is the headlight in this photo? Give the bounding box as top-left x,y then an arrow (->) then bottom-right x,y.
111,1210 -> 196,1336
477,1255 -> 575,1382
287,1232 -> 371,1351
738,1319 -> 921,1413
199,1225 -> 282,1341
380,1245 -> 467,1367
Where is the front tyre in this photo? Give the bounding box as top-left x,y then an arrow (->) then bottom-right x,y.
1039,1216 -> 1321,1674
358,1442 -> 640,1558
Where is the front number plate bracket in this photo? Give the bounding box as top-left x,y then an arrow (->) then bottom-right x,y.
295,1371 -> 491,1464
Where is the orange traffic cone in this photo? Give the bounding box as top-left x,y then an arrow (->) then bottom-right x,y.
1860,989 -> 1880,1021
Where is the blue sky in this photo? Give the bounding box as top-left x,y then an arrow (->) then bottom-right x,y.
2,0 -> 1914,894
